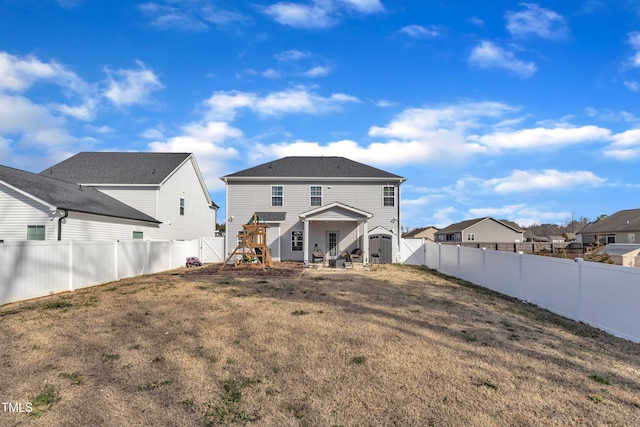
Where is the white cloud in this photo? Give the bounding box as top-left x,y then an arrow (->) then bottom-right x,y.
505,3 -> 569,40
0,52 -> 89,94
264,3 -> 334,29
604,129 -> 640,160
398,25 -> 440,39
203,87 -> 360,121
628,32 -> 640,67
275,49 -> 312,62
148,121 -> 242,191
138,1 -> 246,31
103,61 -> 163,107
469,41 -> 536,77
302,66 -> 332,77
624,80 -> 640,91
472,125 -> 610,151
339,0 -> 384,13
264,0 -> 383,29
483,169 -> 606,194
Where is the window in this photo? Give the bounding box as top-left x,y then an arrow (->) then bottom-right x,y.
467,233 -> 475,241
310,186 -> 322,206
383,186 -> 395,207
27,225 -> 45,240
133,231 -> 144,239
271,186 -> 283,206
291,231 -> 303,252
179,198 -> 185,216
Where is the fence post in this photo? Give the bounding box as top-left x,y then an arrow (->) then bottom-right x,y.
518,251 -> 524,300
68,240 -> 74,292
422,238 -> 427,267
481,247 -> 487,287
457,244 -> 461,277
115,240 -> 119,281
438,243 -> 442,273
575,257 -> 584,321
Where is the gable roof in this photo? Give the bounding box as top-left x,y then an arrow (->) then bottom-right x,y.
222,156 -> 405,181
299,201 -> 374,220
41,152 -> 192,185
436,217 -> 522,234
580,208 -> 640,234
0,165 -> 160,223
402,226 -> 438,238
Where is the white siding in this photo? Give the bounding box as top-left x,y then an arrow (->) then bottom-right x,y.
226,180 -> 401,261
156,158 -> 216,240
62,212 -> 161,241
93,186 -> 158,218
0,183 -> 56,241
467,219 -> 523,242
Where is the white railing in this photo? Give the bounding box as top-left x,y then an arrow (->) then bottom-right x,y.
0,237 -> 224,306
400,239 -> 640,343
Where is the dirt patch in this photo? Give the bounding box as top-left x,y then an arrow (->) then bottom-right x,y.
186,261 -> 305,277
0,264 -> 638,426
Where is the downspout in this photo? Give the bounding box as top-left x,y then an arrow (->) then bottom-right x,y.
58,209 -> 69,241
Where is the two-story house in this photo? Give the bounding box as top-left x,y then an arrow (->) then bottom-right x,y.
42,152 -> 218,240
434,217 -> 524,243
221,156 -> 406,265
0,152 -> 217,242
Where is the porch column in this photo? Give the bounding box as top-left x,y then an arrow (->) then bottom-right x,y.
303,219 -> 310,266
363,220 -> 369,266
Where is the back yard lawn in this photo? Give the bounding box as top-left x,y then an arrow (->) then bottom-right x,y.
0,264 -> 638,426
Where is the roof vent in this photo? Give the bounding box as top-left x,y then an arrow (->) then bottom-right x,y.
152,168 -> 156,174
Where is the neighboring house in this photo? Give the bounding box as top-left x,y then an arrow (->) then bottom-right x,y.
402,226 -> 438,241
434,217 -> 525,243
221,156 -> 406,265
578,208 -> 640,246
42,152 -> 217,240
0,165 -> 160,241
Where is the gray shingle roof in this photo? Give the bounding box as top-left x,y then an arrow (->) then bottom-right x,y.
581,208 -> 640,233
436,218 -> 486,234
254,212 -> 286,222
436,217 -> 522,234
1,165 -> 160,223
41,152 -> 191,185
222,156 -> 405,180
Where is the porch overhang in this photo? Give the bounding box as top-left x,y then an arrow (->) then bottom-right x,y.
300,202 -> 373,266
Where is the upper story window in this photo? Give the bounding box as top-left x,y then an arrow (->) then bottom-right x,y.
27,225 -> 45,240
271,186 -> 283,206
133,231 -> 144,239
467,233 -> 475,241
383,186 -> 395,207
179,198 -> 185,216
310,186 -> 322,207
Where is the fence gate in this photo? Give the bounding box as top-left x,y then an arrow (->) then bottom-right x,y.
400,238 -> 426,265
201,237 -> 225,263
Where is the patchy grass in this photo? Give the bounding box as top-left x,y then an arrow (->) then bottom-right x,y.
0,264 -> 638,426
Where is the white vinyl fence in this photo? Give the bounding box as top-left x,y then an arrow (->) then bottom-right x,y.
400,239 -> 640,343
0,237 -> 224,306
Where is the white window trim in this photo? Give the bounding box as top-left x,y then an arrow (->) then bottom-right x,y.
309,185 -> 322,207
382,185 -> 395,207
271,185 -> 284,207
291,230 -> 304,252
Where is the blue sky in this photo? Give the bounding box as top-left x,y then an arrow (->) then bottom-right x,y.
2,0 -> 640,229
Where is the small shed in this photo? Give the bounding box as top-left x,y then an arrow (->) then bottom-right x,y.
586,244 -> 640,267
